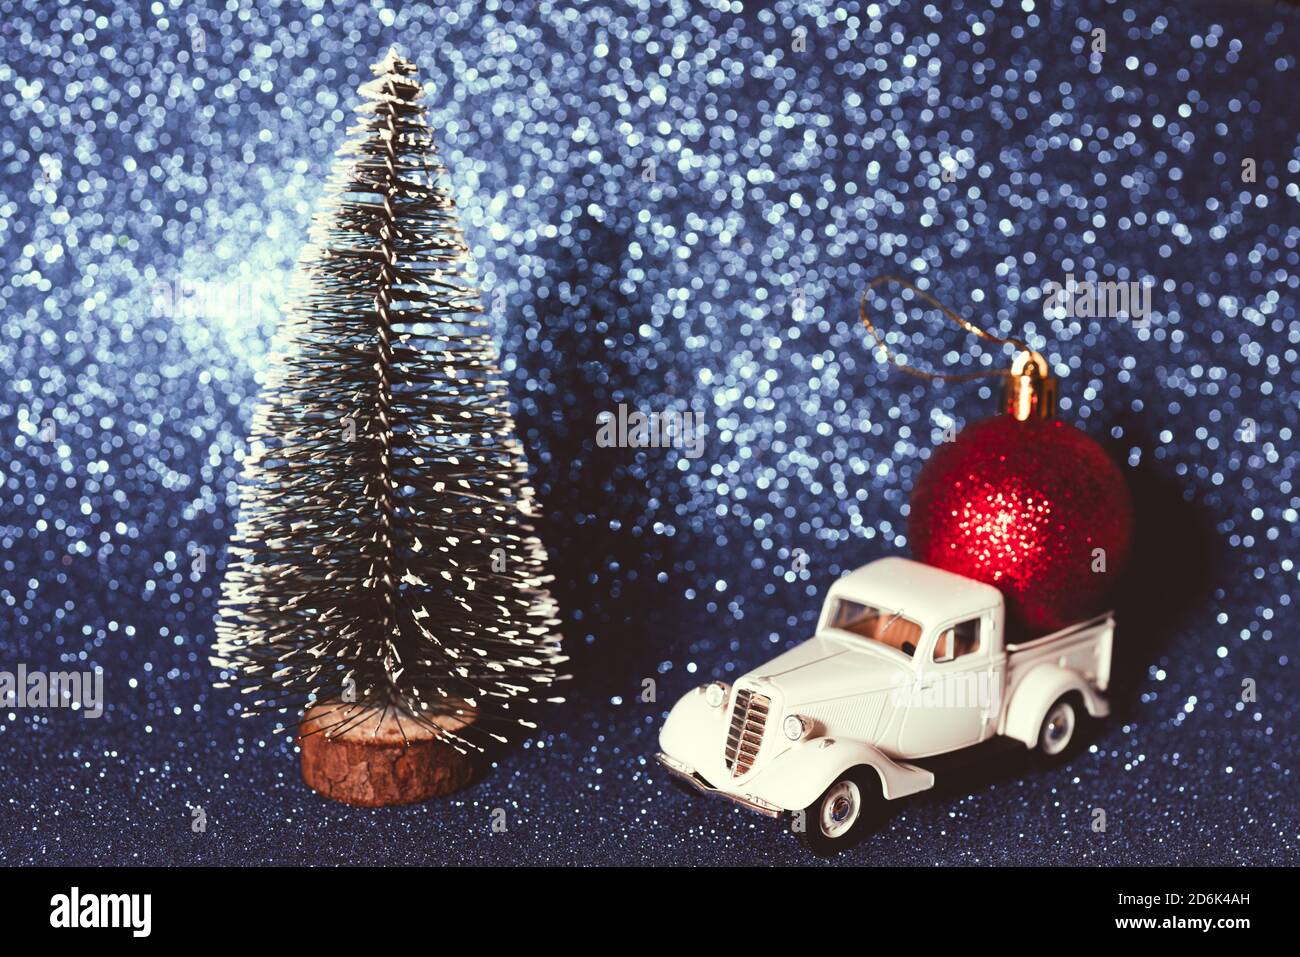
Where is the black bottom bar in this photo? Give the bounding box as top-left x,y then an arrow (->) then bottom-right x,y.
0,865 -> 1284,941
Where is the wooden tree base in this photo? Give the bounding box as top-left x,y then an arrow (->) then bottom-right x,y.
298,700 -> 479,807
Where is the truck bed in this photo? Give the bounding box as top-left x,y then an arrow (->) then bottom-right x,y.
1002,612 -> 1114,718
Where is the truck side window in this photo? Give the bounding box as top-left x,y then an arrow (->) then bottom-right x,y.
933,618 -> 980,664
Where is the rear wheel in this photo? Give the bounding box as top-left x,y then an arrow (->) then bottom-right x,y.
796,769 -> 881,856
1035,695 -> 1087,762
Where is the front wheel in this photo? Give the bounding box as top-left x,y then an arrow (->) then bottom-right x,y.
796,770 -> 881,856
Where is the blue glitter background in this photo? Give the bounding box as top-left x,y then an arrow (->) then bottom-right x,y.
1,0 -> 1297,865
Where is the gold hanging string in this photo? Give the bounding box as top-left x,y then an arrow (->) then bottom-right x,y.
859,275 -> 1029,382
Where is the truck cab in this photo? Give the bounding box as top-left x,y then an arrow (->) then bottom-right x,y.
657,557 -> 1114,854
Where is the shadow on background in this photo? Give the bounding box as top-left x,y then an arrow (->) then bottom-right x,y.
1102,427 -> 1225,724
520,211 -> 695,702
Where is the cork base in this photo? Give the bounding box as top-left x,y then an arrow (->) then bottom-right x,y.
298,700 -> 479,807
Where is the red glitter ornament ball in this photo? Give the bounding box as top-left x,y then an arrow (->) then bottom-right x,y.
908,414 -> 1133,636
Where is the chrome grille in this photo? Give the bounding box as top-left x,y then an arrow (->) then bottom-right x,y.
724,688 -> 770,777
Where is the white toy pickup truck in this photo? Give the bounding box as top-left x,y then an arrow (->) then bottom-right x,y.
657,556 -> 1114,854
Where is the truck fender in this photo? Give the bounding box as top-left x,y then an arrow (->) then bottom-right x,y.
749,738 -> 935,811
1003,663 -> 1110,748
658,686 -> 727,764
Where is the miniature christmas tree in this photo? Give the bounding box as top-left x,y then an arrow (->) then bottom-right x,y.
212,49 -> 564,804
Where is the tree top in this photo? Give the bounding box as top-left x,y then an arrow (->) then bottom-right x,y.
372,46 -> 416,78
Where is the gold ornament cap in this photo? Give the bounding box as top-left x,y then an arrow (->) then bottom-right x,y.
1004,350 -> 1057,421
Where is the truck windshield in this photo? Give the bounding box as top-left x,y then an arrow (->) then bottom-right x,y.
828,599 -> 925,658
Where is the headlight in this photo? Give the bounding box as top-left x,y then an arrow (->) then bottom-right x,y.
783,714 -> 808,741
703,682 -> 728,708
